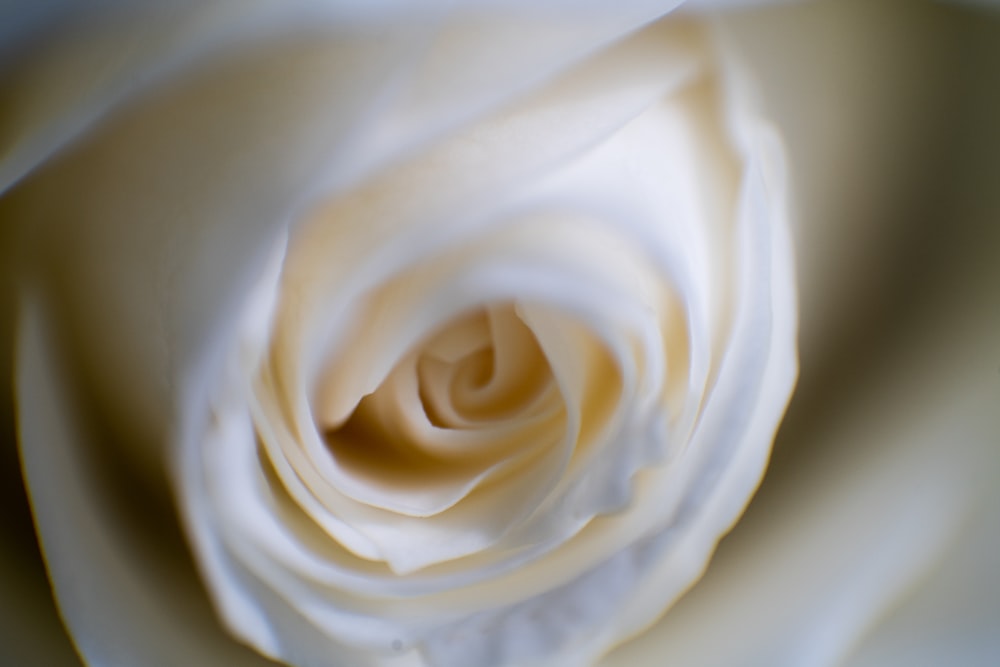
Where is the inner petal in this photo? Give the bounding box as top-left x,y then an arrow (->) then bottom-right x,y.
420,304 -> 553,427
323,302 -> 563,485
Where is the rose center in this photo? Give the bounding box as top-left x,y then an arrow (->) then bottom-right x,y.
324,302 -> 563,481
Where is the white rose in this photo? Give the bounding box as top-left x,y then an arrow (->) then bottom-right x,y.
4,1 -> 795,666
5,1 -> 999,667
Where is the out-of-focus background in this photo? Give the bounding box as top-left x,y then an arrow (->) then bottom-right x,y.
1,0 -> 998,665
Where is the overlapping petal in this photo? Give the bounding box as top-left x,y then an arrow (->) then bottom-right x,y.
178,17 -> 794,667
7,3 -> 796,667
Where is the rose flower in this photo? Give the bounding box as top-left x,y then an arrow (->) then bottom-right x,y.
3,2 -> 796,666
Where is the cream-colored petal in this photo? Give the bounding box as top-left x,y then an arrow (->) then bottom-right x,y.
602,372 -> 996,667
1,1 -> 425,196
15,293 -> 279,667
5,27 -> 424,476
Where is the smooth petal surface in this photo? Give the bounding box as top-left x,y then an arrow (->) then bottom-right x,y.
604,1 -> 1000,664
16,293 -> 279,667
602,281 -> 1000,667
0,0 -> 685,196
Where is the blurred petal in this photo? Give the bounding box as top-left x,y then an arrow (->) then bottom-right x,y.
0,0 -> 684,197
602,375 -> 998,667
605,1 -> 1000,664
5,25 -> 427,473
845,478 -> 1000,666
0,542 -> 82,667
15,293 -> 279,667
681,0 -> 801,9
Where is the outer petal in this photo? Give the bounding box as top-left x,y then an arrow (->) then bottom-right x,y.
602,374 -> 998,667
604,1 -> 1000,664
15,292 -> 279,667
0,0 -> 684,196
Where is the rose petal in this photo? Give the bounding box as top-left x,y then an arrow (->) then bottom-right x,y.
1,0 -> 688,198
15,293 -> 278,667
6,27 -> 427,474
601,359 -> 998,667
